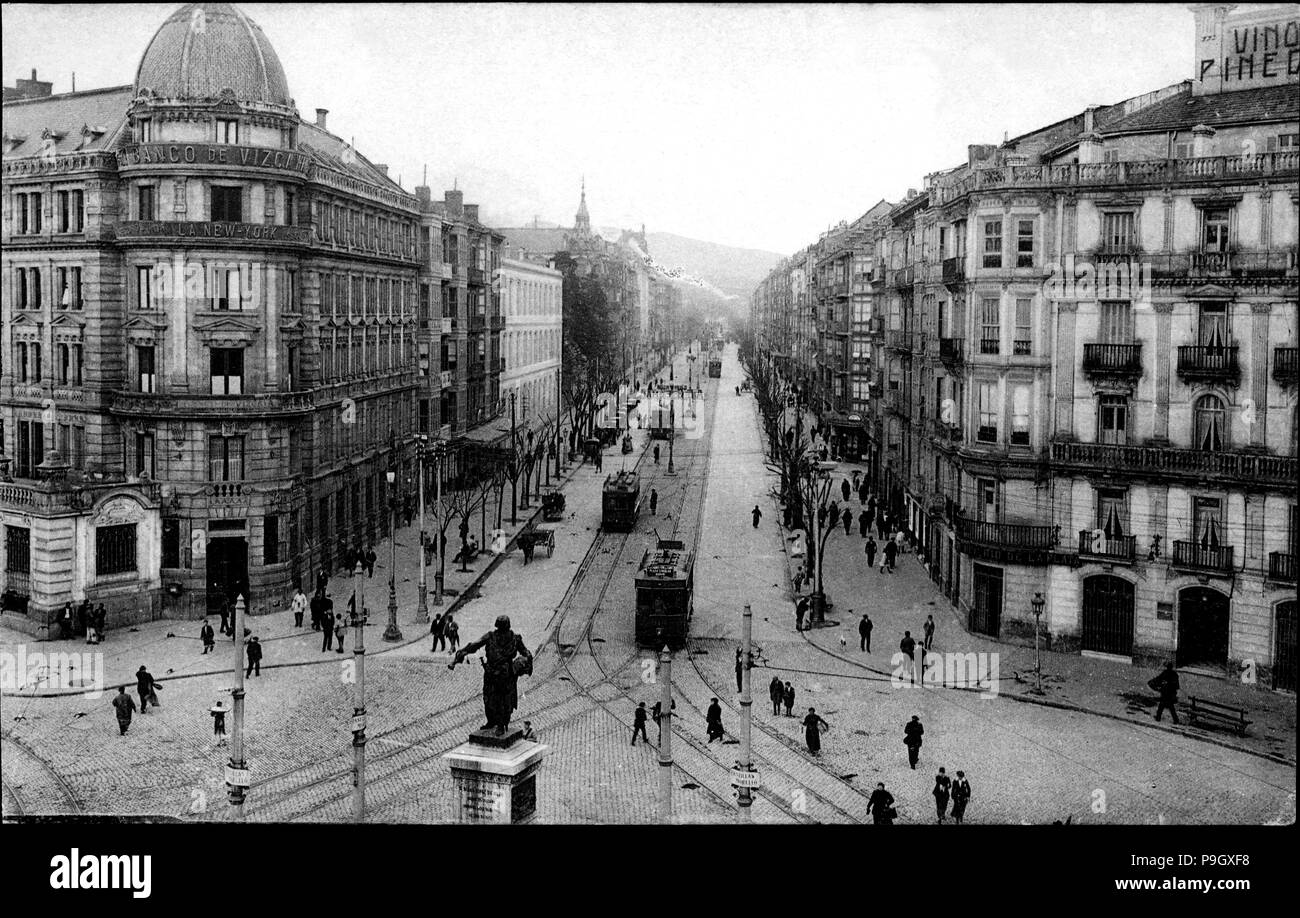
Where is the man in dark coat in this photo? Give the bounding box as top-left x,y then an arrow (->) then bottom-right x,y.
903,715 -> 924,769
200,620 -> 215,654
782,682 -> 795,716
751,505 -> 762,528
316,566 -> 329,596
858,481 -> 869,504
735,648 -> 744,693
900,631 -> 917,682
842,507 -> 853,535
77,599 -> 91,641
769,676 -> 784,715
705,697 -> 724,742
365,545 -> 377,578
59,602 -> 74,639
794,596 -> 808,632
883,536 -> 898,573
950,772 -> 971,823
841,479 -> 851,503
112,686 -> 136,736
217,596 -> 231,636
803,707 -> 829,755
310,590 -> 325,632
449,615 -> 534,735
933,767 -> 952,823
245,636 -> 263,677
865,536 -> 877,571
876,511 -> 888,539
631,702 -> 650,745
923,614 -> 936,651
868,783 -> 895,825
1150,662 -> 1181,724
859,614 -> 873,652
321,596 -> 335,652
858,510 -> 870,537
93,604 -> 107,643
430,613 -> 446,652
649,488 -> 658,515
136,666 -> 157,714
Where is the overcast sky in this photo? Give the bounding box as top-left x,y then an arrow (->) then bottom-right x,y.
4,3 -> 1194,254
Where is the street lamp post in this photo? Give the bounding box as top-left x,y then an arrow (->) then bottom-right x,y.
351,561 -> 367,821
433,442 -> 445,605
510,390 -> 518,524
227,593 -> 249,820
415,434 -> 429,624
667,396 -> 676,475
1031,592 -> 1045,694
382,470 -> 402,642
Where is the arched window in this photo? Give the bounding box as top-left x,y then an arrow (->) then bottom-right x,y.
1193,394 -> 1225,451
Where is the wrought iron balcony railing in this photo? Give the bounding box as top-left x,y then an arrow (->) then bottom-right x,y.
1177,345 -> 1239,383
1078,530 -> 1137,562
1274,347 -> 1298,386
1268,551 -> 1296,582
939,337 -> 965,367
1172,540 -> 1234,573
1083,343 -> 1143,377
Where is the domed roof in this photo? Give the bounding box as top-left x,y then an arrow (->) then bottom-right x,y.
134,3 -> 293,109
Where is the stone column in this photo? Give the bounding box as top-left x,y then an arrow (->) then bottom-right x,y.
1249,301 -> 1270,449
1152,301 -> 1174,443
1053,302 -> 1077,437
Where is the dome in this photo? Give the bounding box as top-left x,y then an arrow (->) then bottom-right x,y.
134,3 -> 293,109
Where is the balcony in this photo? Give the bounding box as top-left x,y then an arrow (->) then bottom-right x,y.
1082,343 -> 1143,378
867,317 -> 884,338
440,317 -> 454,334
955,517 -> 1060,565
439,370 -> 453,389
468,267 -> 486,285
939,337 -> 965,368
0,478 -> 161,515
886,329 -> 914,353
1051,440 -> 1296,488
469,314 -> 486,331
1176,345 -> 1239,383
883,389 -> 903,414
1274,347 -> 1298,386
467,362 -> 487,379
889,265 -> 915,289
490,315 -> 506,331
941,256 -> 966,285
1078,530 -> 1136,563
111,390 -> 313,418
1172,540 -> 1234,574
1268,551 -> 1296,582
978,338 -> 1000,356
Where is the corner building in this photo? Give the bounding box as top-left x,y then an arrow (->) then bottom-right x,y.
1,2 -> 422,634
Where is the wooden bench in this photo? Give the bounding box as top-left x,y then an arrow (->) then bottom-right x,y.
1187,696 -> 1251,736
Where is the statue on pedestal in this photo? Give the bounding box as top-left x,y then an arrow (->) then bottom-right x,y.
449,614 -> 533,735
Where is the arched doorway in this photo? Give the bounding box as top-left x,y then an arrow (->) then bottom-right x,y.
1274,601 -> 1297,692
1176,587 -> 1230,669
1081,575 -> 1135,656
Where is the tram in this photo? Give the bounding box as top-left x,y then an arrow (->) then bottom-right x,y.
601,469 -> 642,531
647,398 -> 675,440
634,538 -> 695,648
707,354 -> 722,378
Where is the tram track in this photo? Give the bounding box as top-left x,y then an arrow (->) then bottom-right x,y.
0,733 -> 86,817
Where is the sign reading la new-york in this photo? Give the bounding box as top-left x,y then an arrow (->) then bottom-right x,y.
118,142 -> 310,173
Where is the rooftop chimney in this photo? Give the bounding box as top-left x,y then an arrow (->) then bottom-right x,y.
315,108 -> 328,129
1082,105 -> 1099,134
444,189 -> 464,217
464,204 -> 479,222
374,163 -> 388,176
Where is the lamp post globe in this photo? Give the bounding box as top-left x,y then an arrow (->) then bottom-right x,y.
382,469 -> 402,642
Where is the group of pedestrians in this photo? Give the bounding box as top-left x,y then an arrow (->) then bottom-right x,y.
54,599 -> 108,644
767,676 -> 796,717
429,612 -> 461,654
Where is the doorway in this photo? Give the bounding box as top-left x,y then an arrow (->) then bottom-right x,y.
1081,575 -> 1135,656
207,536 -> 249,618
1274,601 -> 1297,692
970,564 -> 1002,636
1176,587 -> 1229,669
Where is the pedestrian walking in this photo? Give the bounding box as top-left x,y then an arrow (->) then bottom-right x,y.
1149,662 -> 1181,724
859,614 -> 873,652
59,602 -> 73,639
903,714 -> 924,769
894,528 -> 907,557
734,648 -> 744,693
933,767 -> 952,823
876,512 -> 888,539
923,614 -> 936,651
841,479 -> 851,503
868,783 -> 896,825
446,618 -> 460,653
828,501 -> 839,529
883,537 -> 898,573
802,707 -> 829,755
310,589 -> 325,631
865,507 -> 875,534
217,596 -> 230,637
321,598 -> 335,652
794,596 -> 808,632
653,445 -> 660,465
245,636 -> 263,677
752,505 -> 762,528
316,566 -> 329,596
210,700 -> 228,746
334,609 -> 347,653
595,451 -> 602,472
950,772 -> 971,824
291,584 -> 308,628
842,507 -> 853,535
900,631 -> 917,683
858,481 -> 869,504
77,599 -> 90,642
706,697 -> 725,743
651,699 -> 676,742
632,702 -> 650,745
200,620 -> 215,654
365,545 -> 377,578
94,604 -> 107,643
432,613 -> 448,652
112,686 -> 136,736
649,488 -> 658,515
865,536 -> 877,570
135,666 -> 157,714
769,676 -> 784,715
782,682 -> 795,717
521,535 -> 535,565
792,566 -> 805,594
858,510 -> 869,537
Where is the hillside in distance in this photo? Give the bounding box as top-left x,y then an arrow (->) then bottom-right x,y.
636,230 -> 782,299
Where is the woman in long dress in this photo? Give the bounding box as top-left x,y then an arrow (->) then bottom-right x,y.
802,707 -> 829,755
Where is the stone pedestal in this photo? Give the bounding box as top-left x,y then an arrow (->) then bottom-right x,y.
443,727 -> 549,824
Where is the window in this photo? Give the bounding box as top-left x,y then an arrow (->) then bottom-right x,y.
19,267 -> 41,309
1098,394 -> 1128,445
1192,497 -> 1222,548
284,189 -> 295,226
28,342 -> 43,382
16,420 -> 44,477
211,186 -> 242,222
212,266 -> 242,310
130,431 -> 155,478
1096,488 -> 1127,538
1011,385 -> 1031,445
1014,298 -> 1032,355
982,220 -> 1002,269
1099,300 -> 1132,343
136,118 -> 152,143
1016,220 -> 1034,268
57,190 -> 84,233
136,266 -> 153,310
208,435 -> 245,481
977,383 -> 998,443
17,192 -> 43,234
57,266 -> 82,309
285,270 -> 297,311
137,185 -> 156,221
210,348 -> 244,395
1193,394 -> 1225,451
419,284 -> 431,328
95,524 -> 137,576
216,118 -> 239,144
137,346 -> 156,393
162,519 -> 181,569
1102,149 -> 1120,163
73,344 -> 83,386
58,344 -> 71,384
286,346 -> 297,391
1202,207 -> 1230,253
264,515 -> 280,565
979,297 -> 1000,354
1101,212 -> 1136,254
1198,302 -> 1227,348
976,478 -> 998,522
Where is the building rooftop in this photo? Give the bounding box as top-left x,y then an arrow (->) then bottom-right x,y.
2,85 -> 132,158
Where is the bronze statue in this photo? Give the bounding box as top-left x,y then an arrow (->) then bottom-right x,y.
449,614 -> 533,735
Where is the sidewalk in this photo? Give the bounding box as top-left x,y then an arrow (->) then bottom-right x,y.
760,442 -> 1296,766
0,433 -> 653,698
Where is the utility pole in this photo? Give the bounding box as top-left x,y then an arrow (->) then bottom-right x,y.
738,604 -> 754,820
227,593 -> 248,820
658,645 -> 673,824
415,434 -> 428,623
667,396 -> 675,475
383,469 -> 402,642
433,443 -> 444,604
555,367 -> 562,476
352,561 -> 367,822
510,390 -> 518,524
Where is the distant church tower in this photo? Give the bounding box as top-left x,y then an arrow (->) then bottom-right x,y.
574,177 -> 591,237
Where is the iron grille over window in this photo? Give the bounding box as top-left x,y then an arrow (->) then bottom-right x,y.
96,524 -> 137,576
